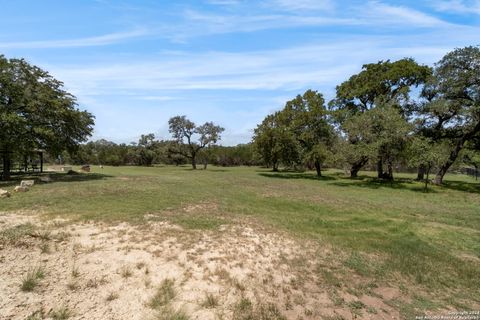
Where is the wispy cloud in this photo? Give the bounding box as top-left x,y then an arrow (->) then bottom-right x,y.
269,0 -> 335,12
178,9 -> 360,35
49,35 -> 461,98
429,0 -> 480,15
165,1 -> 451,41
0,29 -> 147,49
364,1 -> 448,27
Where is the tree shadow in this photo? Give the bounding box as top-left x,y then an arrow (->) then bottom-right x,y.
328,177 -> 437,192
441,180 -> 480,194
258,172 -> 336,181
0,172 -> 112,188
258,170 -> 441,193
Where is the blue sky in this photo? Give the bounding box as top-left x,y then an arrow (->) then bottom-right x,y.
1,0 -> 479,145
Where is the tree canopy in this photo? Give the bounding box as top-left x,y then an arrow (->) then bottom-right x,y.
168,115 -> 224,169
329,58 -> 431,178
253,47 -> 479,184
253,90 -> 334,175
416,46 -> 480,184
0,55 -> 94,180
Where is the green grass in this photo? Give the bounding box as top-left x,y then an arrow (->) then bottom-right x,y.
1,165 -> 479,314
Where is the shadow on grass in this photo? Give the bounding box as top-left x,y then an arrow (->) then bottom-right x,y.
259,170 -> 444,193
179,167 -> 229,172
441,180 -> 480,194
329,177 -> 438,193
258,172 -> 336,181
0,172 -> 112,188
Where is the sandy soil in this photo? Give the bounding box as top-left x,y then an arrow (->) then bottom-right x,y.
0,211 -> 402,320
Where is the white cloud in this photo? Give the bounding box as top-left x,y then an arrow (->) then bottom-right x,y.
179,9 -> 360,36
364,1 -> 448,27
165,1 -> 451,41
0,29 -> 147,49
429,0 -> 480,15
48,35 -> 462,98
270,0 -> 335,12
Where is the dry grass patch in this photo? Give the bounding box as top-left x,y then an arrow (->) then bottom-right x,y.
148,278 -> 176,309
233,297 -> 287,320
20,266 -> 45,292
201,293 -> 219,308
106,291 -> 120,301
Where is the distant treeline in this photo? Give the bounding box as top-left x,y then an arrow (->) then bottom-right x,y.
59,137 -> 260,167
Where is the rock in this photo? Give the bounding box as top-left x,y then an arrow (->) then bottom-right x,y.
20,180 -> 35,187
0,189 -> 10,198
14,186 -> 29,192
39,175 -> 52,183
81,165 -> 91,172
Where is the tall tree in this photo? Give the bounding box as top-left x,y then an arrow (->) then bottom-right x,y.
0,55 -> 94,180
277,90 -> 335,176
416,46 -> 480,184
329,59 -> 431,178
168,115 -> 224,169
134,133 -> 158,166
253,113 -> 300,171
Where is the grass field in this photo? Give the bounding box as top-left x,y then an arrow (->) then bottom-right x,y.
1,165 -> 479,319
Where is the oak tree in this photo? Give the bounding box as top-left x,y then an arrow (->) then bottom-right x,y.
0,55 -> 94,180
168,115 -> 224,169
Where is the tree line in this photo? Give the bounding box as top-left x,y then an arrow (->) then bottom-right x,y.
252,46 -> 480,185
64,134 -> 259,168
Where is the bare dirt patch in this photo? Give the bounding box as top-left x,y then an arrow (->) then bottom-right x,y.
1,212 -> 403,320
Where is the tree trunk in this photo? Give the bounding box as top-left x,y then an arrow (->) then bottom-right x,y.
424,165 -> 431,192
377,159 -> 383,179
350,157 -> 368,178
434,138 -> 465,185
40,152 -> 44,173
203,158 -> 208,170
314,160 -> 322,177
435,121 -> 480,184
2,151 -> 11,181
191,156 -> 197,170
272,161 -> 279,172
416,164 -> 425,181
387,161 -> 393,180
